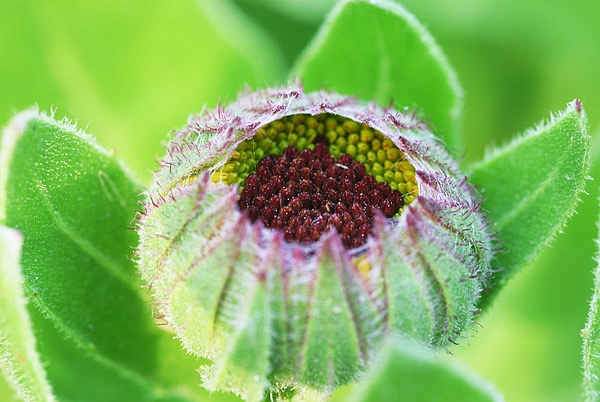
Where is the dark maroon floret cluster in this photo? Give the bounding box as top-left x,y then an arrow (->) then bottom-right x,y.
238,142 -> 404,249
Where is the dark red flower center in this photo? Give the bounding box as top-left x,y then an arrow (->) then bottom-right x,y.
238,142 -> 403,249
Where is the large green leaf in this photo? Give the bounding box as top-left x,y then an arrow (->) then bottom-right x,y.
0,109 -> 154,374
0,226 -> 56,402
291,0 -> 463,152
0,110 -> 234,401
470,100 -> 590,306
26,305 -> 162,402
341,337 -> 503,402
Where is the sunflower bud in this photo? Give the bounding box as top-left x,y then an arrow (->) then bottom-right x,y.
136,84 -> 492,401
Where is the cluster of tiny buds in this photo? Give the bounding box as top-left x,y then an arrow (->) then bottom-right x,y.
238,142 -> 404,249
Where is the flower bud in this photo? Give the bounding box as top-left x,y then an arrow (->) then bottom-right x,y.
136,84 -> 492,401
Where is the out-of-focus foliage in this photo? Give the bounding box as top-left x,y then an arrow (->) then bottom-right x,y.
0,0 -> 286,182
1,0 -> 599,401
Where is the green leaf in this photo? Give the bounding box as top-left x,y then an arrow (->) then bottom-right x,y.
291,0 -> 463,151
582,200 -> 600,402
0,109 -> 154,373
0,110 -> 220,401
26,305 -> 161,402
470,100 -> 591,305
343,337 -> 503,402
27,302 -> 242,402
0,226 -> 56,402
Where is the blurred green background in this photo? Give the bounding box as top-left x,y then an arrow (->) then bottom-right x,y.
1,0 -> 599,401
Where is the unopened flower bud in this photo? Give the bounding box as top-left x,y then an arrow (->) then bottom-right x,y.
136,84 -> 493,401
